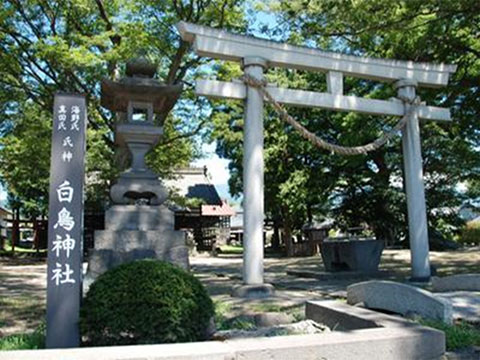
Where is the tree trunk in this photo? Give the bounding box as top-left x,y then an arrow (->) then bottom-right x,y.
307,204 -> 313,224
33,218 -> 40,254
271,217 -> 280,250
283,217 -> 294,257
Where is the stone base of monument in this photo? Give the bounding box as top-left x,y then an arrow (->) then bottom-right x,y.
231,283 -> 275,299
84,205 -> 188,292
320,238 -> 384,273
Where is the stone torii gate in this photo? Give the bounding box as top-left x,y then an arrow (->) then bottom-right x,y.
177,22 -> 456,296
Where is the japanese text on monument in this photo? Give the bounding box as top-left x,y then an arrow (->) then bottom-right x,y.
46,94 -> 86,348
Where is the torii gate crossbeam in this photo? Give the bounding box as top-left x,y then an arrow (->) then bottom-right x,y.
177,21 -> 457,297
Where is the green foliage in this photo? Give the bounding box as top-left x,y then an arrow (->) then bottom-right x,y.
0,104 -> 51,217
420,319 -> 480,351
209,0 -> 480,249
0,0 -> 247,213
80,260 -> 214,346
214,301 -> 256,331
214,300 -> 232,330
249,303 -> 283,313
228,318 -> 256,331
459,221 -> 480,246
0,324 -> 45,351
218,245 -> 243,254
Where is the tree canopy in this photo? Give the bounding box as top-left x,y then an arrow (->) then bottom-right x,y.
0,0 -> 478,250
208,0 -> 480,249
0,0 -> 246,215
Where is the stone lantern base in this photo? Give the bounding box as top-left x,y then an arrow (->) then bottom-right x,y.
84,205 -> 189,292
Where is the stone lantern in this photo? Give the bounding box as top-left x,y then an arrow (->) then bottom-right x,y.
101,57 -> 183,205
85,58 -> 189,288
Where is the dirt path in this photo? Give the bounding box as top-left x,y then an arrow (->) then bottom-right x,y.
0,261 -> 46,336
0,248 -> 479,337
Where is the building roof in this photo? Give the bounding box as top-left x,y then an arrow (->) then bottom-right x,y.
164,167 -> 223,206
202,200 -> 235,217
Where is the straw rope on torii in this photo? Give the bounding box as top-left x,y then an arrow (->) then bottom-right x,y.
241,74 -> 420,156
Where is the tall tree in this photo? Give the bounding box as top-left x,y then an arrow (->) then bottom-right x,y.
0,0 -> 247,213
267,0 -> 480,244
209,0 -> 480,250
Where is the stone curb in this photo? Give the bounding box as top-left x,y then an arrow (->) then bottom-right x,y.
432,274 -> 480,292
1,301 -> 445,360
347,280 -> 453,324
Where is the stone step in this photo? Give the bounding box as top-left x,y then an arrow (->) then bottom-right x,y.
94,229 -> 185,252
104,205 -> 174,230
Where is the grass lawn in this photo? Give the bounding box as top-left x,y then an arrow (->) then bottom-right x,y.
0,326 -> 44,351
419,319 -> 480,351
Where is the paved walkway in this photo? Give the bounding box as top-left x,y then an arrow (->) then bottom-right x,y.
0,248 -> 479,336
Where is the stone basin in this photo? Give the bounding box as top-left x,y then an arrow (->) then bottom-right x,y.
320,237 -> 384,273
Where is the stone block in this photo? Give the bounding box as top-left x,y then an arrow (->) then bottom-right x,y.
87,249 -> 157,277
432,274 -> 480,292
254,312 -> 295,327
104,205 -> 174,230
86,226 -> 189,288
320,238 -> 384,273
94,229 -> 185,253
166,245 -> 190,270
347,280 -> 453,324
304,300 -> 445,359
306,300 -> 379,331
110,177 -> 168,205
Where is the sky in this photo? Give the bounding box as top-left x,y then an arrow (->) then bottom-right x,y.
191,142 -> 234,203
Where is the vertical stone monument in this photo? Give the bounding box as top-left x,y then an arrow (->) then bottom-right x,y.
85,58 -> 189,287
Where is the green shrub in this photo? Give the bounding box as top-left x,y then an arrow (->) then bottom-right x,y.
459,221 -> 480,245
80,260 -> 214,346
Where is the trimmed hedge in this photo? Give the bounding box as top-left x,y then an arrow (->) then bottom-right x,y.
80,260 -> 214,346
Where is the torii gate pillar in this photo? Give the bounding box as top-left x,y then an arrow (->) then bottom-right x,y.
395,79 -> 431,281
232,57 -> 274,298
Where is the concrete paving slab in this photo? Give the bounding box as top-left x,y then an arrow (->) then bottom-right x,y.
432,274 -> 480,292
435,292 -> 480,323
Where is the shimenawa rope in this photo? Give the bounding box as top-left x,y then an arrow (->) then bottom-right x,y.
241,74 -> 419,156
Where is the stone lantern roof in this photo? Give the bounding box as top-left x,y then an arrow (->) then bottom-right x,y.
100,57 -> 182,120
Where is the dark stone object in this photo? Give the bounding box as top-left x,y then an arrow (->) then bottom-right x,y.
46,93 -> 87,348
231,284 -> 275,299
320,238 -> 384,273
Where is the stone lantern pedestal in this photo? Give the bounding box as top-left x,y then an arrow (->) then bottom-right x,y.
85,58 -> 188,289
